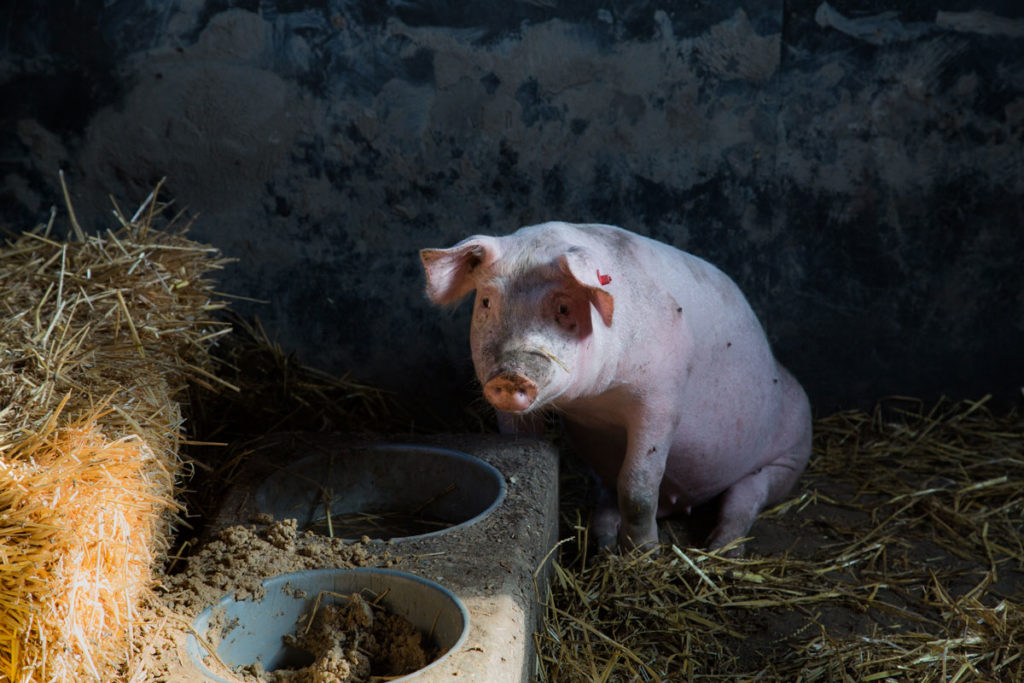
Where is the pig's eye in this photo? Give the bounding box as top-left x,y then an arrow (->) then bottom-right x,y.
481,297 -> 490,309
555,301 -> 576,333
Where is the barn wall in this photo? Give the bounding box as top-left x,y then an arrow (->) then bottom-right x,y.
2,1 -> 1022,416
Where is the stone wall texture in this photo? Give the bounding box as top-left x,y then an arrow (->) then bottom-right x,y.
2,1 -> 1023,416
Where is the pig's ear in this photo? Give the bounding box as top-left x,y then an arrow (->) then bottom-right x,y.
420,237 -> 500,305
558,251 -> 615,328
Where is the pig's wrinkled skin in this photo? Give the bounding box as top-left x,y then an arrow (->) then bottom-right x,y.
420,222 -> 811,552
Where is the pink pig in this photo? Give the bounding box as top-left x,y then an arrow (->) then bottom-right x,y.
421,222 -> 811,551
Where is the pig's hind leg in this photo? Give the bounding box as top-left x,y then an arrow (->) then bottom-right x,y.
706,394 -> 811,552
705,454 -> 805,552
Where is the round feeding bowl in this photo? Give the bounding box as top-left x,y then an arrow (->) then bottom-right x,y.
187,568 -> 470,682
253,444 -> 506,541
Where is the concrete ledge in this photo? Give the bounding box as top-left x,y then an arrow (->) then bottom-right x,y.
204,432 -> 560,682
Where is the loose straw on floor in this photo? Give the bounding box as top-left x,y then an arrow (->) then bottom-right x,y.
536,397 -> 1023,682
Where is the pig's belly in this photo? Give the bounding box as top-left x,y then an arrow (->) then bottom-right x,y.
660,437 -> 767,511
563,399 -> 784,514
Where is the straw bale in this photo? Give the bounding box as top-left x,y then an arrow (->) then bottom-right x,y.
536,397 -> 1024,682
0,178 -> 231,682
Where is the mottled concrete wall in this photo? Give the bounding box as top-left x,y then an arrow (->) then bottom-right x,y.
2,1 -> 1022,416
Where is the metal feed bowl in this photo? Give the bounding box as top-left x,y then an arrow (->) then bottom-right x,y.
187,568 -> 470,682
252,444 -> 507,541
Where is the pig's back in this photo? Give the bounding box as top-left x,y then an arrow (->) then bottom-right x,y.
576,223 -> 768,345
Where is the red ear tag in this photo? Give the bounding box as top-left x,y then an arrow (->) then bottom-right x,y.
597,270 -> 612,286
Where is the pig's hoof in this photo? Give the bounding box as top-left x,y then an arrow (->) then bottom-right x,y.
617,532 -> 661,556
593,530 -> 617,551
706,529 -> 747,557
714,542 -> 746,558
627,541 -> 662,557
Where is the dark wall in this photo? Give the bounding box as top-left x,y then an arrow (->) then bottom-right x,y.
2,1 -> 1022,417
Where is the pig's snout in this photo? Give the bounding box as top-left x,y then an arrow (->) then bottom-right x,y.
483,372 -> 539,413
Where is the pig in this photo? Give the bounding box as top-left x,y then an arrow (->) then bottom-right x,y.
420,222 -> 811,552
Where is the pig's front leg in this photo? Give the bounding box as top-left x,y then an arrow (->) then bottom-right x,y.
616,420 -> 674,551
591,486 -> 621,549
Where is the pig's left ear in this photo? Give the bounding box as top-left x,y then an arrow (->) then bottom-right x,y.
420,236 -> 500,305
558,251 -> 615,328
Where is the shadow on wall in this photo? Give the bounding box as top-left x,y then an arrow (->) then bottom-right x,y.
1,0 -> 1022,416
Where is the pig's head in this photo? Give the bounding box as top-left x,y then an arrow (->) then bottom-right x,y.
421,234 -> 614,415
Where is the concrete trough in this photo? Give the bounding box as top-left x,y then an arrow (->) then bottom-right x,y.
200,433 -> 560,682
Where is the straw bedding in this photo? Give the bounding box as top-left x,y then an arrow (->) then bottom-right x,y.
536,397 -> 1023,681
0,177 -> 230,682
